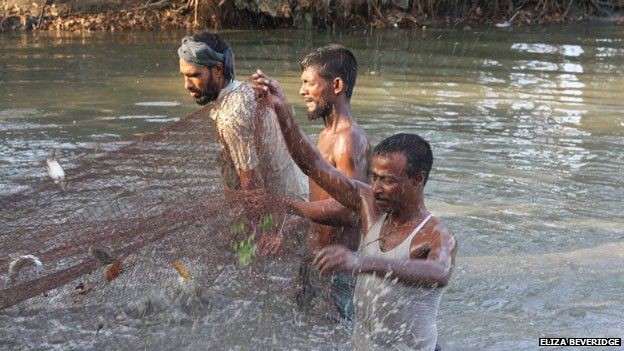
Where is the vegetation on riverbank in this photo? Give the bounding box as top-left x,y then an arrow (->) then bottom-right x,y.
1,0 -> 624,32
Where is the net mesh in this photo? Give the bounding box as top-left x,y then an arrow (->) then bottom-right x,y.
0,98 -> 347,349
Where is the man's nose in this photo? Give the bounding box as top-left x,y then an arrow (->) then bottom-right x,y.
372,180 -> 382,194
184,77 -> 193,90
299,85 -> 305,96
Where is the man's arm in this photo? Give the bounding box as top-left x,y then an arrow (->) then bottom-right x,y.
314,229 -> 457,288
289,198 -> 358,227
355,235 -> 456,287
251,70 -> 362,212
217,89 -> 264,191
239,169 -> 264,190
288,135 -> 362,226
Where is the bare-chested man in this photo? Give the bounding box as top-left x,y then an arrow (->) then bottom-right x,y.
252,44 -> 370,323
253,74 -> 457,349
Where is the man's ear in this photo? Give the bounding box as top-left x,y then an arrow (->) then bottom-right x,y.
212,63 -> 224,78
333,77 -> 345,96
411,172 -> 425,187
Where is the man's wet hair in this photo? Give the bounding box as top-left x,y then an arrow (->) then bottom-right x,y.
191,30 -> 234,83
300,44 -> 357,99
374,133 -> 433,185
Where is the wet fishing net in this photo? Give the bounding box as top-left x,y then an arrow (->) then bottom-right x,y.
0,97 -> 350,349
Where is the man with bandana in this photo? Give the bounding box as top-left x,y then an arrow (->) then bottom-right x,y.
178,31 -> 308,204
252,44 -> 370,325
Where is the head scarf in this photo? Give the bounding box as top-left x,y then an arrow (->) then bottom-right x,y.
177,36 -> 235,80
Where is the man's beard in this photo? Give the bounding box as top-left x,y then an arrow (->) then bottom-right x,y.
305,100 -> 332,121
191,80 -> 219,106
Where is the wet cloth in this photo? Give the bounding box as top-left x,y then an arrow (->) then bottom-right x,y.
209,80 -> 308,201
177,36 -> 235,80
330,271 -> 355,324
352,213 -> 442,351
296,255 -> 355,324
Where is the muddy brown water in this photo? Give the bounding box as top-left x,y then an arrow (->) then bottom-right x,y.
1,25 -> 623,350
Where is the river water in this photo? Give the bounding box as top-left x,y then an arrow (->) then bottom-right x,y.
1,24 -> 623,350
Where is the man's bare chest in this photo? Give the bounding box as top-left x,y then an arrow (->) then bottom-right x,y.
317,133 -> 338,165
378,226 -> 431,258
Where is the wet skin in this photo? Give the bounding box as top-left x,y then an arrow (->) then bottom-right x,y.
179,58 -> 220,104
256,67 -> 370,253
252,74 -> 457,287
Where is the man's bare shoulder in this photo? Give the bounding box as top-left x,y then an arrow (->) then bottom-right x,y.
410,216 -> 457,261
334,122 -> 369,155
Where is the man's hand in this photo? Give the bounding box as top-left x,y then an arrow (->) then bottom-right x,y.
313,245 -> 359,275
251,69 -> 288,109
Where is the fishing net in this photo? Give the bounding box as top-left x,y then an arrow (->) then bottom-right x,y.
0,97 -> 349,349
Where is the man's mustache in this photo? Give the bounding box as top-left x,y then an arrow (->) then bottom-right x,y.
373,193 -> 388,202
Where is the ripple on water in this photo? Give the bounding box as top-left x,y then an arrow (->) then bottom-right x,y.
1,27 -> 623,351
0,108 -> 42,118
134,101 -> 181,107
100,115 -> 181,123
0,183 -> 31,196
0,121 -> 59,131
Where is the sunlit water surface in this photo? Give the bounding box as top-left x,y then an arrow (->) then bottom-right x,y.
1,25 -> 623,350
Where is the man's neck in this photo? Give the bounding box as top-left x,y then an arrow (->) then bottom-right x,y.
217,78 -> 229,94
216,78 -> 237,100
324,101 -> 353,133
388,198 -> 427,227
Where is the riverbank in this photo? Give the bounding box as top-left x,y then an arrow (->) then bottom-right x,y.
2,0 -> 624,32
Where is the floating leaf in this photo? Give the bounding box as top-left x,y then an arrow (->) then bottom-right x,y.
172,260 -> 189,282
105,261 -> 123,283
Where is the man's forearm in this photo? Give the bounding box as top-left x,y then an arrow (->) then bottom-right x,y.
273,102 -> 361,211
239,168 -> 264,190
290,199 -> 358,227
356,256 -> 450,288
273,103 -> 323,177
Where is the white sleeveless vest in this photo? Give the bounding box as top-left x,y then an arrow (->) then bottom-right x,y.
352,213 -> 442,351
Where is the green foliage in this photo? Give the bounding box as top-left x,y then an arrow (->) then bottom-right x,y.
230,214 -> 272,267
231,234 -> 256,267
260,214 -> 274,232
230,221 -> 254,266
230,222 -> 245,237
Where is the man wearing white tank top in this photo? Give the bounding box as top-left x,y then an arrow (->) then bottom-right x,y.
251,74 -> 457,351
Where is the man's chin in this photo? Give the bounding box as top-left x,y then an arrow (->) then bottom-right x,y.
375,200 -> 391,212
305,112 -> 322,121
194,95 -> 213,106
305,102 -> 331,121
306,109 -> 328,121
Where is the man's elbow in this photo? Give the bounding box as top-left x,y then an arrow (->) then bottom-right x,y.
434,266 -> 454,288
436,275 -> 450,288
